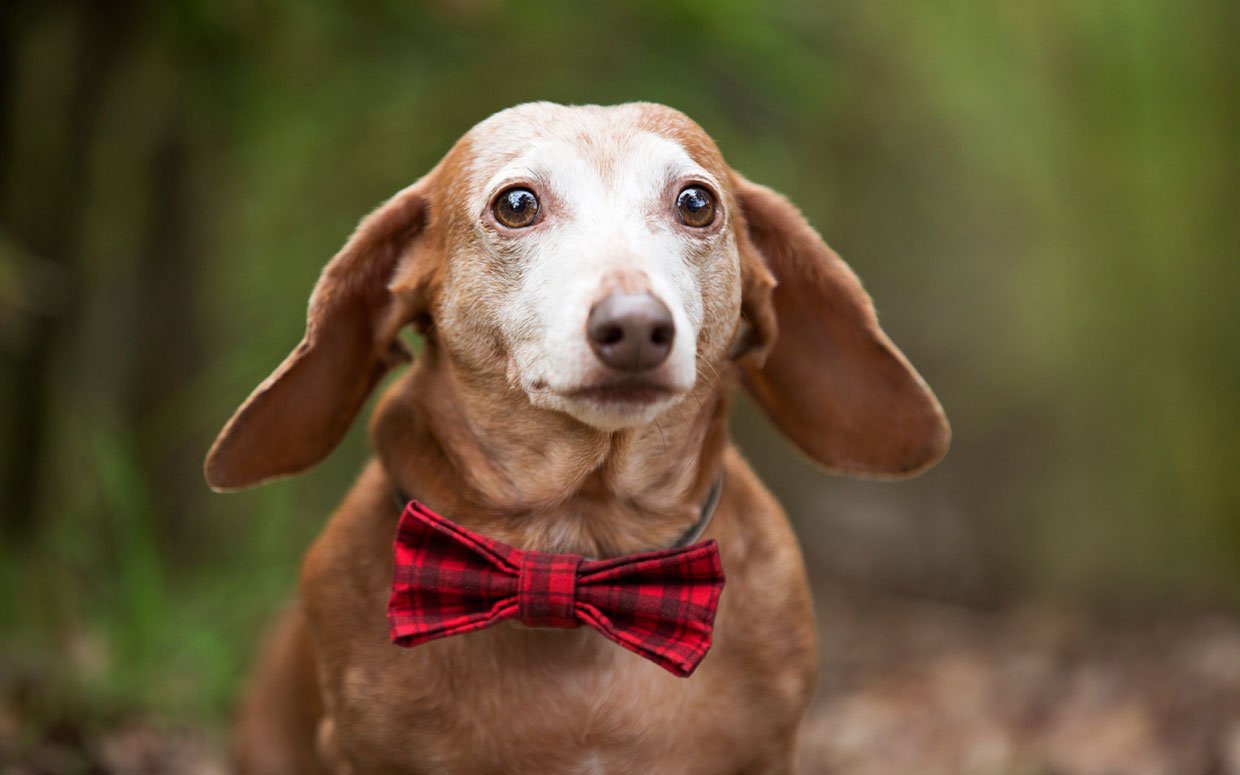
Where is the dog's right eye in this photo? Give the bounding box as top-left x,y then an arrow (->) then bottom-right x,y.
493,187 -> 540,229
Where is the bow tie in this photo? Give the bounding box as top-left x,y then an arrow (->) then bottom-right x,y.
387,500 -> 726,677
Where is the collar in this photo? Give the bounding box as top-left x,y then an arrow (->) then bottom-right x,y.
391,473 -> 724,558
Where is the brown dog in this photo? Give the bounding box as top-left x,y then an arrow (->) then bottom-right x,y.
206,102 -> 949,774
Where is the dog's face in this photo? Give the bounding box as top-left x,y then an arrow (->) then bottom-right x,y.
204,102 -> 950,491
432,104 -> 740,430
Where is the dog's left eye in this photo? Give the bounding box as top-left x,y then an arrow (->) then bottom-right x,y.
676,186 -> 716,228
493,187 -> 540,229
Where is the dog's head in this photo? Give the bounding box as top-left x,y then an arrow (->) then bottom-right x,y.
205,102 -> 949,491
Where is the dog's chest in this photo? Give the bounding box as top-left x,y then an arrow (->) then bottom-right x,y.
329,624 -> 754,773
302,464 -> 817,772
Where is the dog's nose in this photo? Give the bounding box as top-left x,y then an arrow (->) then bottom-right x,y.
587,292 -> 675,372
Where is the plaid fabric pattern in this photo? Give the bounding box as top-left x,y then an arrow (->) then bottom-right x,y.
388,500 -> 726,677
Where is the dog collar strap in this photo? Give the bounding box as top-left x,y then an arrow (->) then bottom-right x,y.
386,501 -> 726,677
674,473 -> 723,548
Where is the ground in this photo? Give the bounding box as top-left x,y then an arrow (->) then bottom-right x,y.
7,587 -> 1240,774
798,587 -> 1240,774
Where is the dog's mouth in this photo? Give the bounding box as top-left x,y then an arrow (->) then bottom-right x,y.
564,380 -> 677,407
521,365 -> 691,430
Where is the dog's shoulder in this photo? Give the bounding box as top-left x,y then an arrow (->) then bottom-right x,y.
300,460 -> 396,632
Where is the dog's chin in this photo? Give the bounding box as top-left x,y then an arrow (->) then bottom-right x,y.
529,382 -> 686,431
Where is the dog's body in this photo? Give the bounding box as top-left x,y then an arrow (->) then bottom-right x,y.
209,103 -> 948,774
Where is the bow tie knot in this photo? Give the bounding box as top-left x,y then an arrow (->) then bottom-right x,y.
387,500 -> 726,677
518,552 -> 582,628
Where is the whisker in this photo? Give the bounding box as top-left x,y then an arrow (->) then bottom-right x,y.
654,418 -> 668,455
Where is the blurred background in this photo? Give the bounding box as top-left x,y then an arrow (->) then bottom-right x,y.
1,0 -> 1237,772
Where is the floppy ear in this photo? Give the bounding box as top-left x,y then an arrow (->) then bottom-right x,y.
732,175 -> 950,477
204,179 -> 434,491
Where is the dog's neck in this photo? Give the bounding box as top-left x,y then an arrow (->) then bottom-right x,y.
371,341 -> 731,557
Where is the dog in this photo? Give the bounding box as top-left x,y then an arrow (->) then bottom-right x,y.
205,102 -> 949,774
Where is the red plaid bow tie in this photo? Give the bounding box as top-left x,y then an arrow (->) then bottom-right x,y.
387,501 -> 726,677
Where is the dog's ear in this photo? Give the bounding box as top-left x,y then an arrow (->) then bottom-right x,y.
205,178 -> 435,491
732,174 -> 950,477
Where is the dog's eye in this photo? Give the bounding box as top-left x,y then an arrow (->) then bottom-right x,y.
676,186 -> 716,228
493,187 -> 540,229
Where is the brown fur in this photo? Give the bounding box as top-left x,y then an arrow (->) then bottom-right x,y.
207,103 -> 948,774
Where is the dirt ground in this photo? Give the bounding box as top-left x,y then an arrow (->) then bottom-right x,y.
798,589 -> 1240,775
7,588 -> 1240,774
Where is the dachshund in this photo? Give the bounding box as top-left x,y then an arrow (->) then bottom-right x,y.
206,102 -> 949,774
